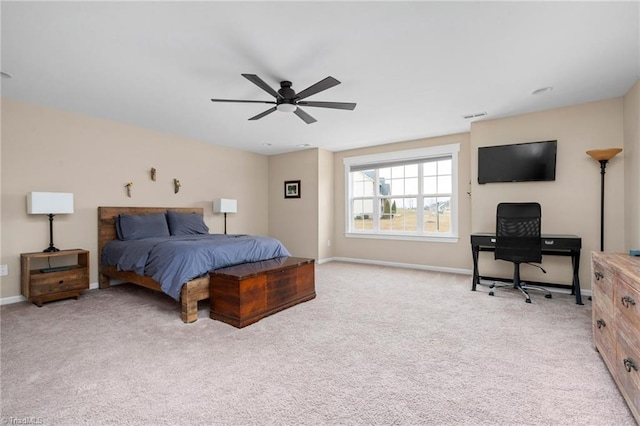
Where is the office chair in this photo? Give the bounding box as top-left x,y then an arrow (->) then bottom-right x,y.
489,202 -> 552,303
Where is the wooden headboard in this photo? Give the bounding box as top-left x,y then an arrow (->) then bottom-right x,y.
98,206 -> 204,265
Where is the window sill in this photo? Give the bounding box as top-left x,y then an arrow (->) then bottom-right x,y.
345,232 -> 459,243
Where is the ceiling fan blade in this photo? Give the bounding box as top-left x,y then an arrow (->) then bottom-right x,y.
297,101 -> 357,110
211,99 -> 276,104
242,74 -> 282,99
295,76 -> 341,101
293,107 -> 317,124
248,107 -> 277,121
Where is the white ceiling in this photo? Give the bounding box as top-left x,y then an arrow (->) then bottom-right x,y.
2,1 -> 639,155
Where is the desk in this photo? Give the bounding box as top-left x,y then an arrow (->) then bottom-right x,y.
471,233 -> 583,305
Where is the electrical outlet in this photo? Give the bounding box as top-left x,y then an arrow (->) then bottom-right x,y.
327,240 -> 331,247
0,265 -> 8,276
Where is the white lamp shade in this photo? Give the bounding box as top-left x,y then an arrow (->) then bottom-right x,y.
213,198 -> 237,214
27,192 -> 74,214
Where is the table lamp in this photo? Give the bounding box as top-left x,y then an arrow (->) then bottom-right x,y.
586,148 -> 622,251
213,198 -> 237,234
27,192 -> 74,252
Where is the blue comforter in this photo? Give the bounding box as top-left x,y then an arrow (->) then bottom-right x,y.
102,234 -> 291,300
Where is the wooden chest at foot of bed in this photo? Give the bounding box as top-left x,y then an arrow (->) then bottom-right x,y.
210,257 -> 315,328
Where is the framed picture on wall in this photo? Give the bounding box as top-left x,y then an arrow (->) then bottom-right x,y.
284,180 -> 301,199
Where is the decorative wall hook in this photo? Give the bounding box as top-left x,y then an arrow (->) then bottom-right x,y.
125,182 -> 133,197
174,179 -> 181,194
151,167 -> 157,181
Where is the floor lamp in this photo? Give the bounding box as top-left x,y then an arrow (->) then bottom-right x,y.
586,148 -> 622,251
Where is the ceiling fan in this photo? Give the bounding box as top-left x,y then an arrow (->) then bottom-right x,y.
211,74 -> 357,124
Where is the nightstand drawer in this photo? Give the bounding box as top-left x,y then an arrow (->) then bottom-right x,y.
30,269 -> 88,296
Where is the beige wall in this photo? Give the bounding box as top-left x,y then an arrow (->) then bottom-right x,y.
332,133 -> 472,272
471,98 -> 626,290
624,80 -> 640,250
1,98 -> 269,299
3,84 -> 638,300
317,149 -> 334,261
268,149 -> 319,259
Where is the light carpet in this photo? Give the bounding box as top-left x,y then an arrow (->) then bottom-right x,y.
1,262 -> 635,425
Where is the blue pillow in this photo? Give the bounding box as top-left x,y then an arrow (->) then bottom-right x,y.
114,215 -> 123,240
166,211 -> 209,236
118,213 -> 170,240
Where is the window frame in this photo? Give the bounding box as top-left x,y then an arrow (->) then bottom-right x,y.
343,143 -> 460,243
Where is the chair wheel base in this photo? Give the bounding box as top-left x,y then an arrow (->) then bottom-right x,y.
488,291 -> 494,296
525,299 -> 532,303
545,294 -> 552,299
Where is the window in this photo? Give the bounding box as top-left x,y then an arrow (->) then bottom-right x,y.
344,143 -> 460,242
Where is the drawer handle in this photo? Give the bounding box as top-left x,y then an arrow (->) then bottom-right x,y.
58,280 -> 64,284
596,319 -> 606,329
623,358 -> 638,373
621,295 -> 636,308
594,271 -> 604,281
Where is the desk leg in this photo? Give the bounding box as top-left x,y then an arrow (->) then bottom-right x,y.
572,251 -> 583,305
471,245 -> 479,291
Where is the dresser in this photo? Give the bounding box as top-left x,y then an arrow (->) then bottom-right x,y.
591,252 -> 640,422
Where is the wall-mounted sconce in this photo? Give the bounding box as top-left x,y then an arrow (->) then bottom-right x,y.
151,168 -> 157,181
174,179 -> 181,194
125,182 -> 133,197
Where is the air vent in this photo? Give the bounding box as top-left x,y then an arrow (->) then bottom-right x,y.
462,112 -> 487,120
532,87 -> 553,95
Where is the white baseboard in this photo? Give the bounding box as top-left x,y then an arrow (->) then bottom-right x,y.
1,281 -> 101,306
0,295 -> 27,305
322,256 -> 473,276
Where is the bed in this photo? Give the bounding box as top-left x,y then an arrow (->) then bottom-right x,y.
98,206 -> 292,323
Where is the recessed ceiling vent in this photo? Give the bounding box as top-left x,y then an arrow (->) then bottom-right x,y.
462,112 -> 487,120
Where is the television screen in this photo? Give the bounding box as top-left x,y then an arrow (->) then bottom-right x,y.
478,140 -> 557,184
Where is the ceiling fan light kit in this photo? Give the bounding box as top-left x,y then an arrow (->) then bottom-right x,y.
276,103 -> 296,113
211,74 -> 356,124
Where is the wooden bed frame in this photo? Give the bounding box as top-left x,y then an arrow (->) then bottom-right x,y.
98,206 -> 210,323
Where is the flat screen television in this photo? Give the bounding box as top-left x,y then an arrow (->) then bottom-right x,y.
478,140 -> 557,184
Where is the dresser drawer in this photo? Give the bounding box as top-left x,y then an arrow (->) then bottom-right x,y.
593,308 -> 616,370
592,258 -> 614,316
30,269 -> 89,296
616,330 -> 640,420
615,276 -> 640,331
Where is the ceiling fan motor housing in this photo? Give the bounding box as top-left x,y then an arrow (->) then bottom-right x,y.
278,81 -> 296,99
276,81 -> 297,112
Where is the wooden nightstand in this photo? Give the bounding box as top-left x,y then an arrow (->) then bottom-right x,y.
20,249 -> 90,307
